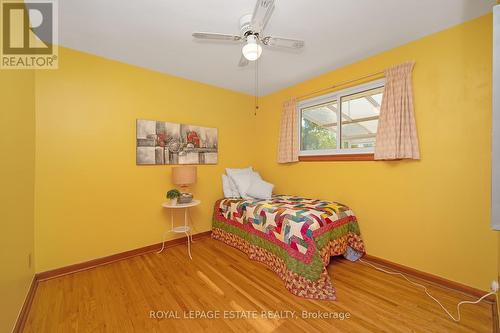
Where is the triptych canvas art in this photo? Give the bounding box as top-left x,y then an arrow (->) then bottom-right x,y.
136,119 -> 218,165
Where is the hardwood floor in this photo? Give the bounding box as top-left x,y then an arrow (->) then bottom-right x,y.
24,238 -> 493,332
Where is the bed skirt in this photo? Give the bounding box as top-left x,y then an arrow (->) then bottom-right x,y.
211,224 -> 364,300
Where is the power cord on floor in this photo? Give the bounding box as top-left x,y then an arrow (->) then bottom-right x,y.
359,259 -> 496,322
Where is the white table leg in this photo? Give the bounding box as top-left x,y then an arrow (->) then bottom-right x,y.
185,208 -> 192,260
187,208 -> 194,243
159,209 -> 175,254
185,230 -> 192,260
157,230 -> 169,254
171,209 -> 174,230
159,202 -> 199,259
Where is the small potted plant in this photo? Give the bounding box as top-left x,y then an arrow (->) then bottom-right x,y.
166,189 -> 181,205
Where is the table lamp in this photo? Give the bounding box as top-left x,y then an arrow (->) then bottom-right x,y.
172,166 -> 197,203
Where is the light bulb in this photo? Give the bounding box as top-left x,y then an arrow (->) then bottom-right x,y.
242,35 -> 262,61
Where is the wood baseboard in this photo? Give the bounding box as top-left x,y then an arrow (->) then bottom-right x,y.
13,231 -> 212,332
14,235 -> 498,332
12,275 -> 39,333
362,254 -> 496,303
37,230 -> 212,281
363,254 -> 499,333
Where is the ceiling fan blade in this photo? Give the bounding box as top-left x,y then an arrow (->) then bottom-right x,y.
192,32 -> 242,42
238,54 -> 249,67
262,36 -> 305,49
251,0 -> 275,33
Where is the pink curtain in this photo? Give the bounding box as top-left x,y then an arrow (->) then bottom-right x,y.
277,98 -> 299,163
374,62 -> 420,160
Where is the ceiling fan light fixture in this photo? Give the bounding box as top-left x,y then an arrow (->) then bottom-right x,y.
192,0 -> 304,67
242,35 -> 262,61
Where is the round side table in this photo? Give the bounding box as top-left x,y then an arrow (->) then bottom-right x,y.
158,199 -> 201,259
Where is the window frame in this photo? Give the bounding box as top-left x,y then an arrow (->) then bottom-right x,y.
297,79 -> 385,160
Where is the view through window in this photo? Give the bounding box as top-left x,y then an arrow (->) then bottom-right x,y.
299,81 -> 384,156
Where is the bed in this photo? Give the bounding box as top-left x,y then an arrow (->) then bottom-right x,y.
212,195 -> 365,300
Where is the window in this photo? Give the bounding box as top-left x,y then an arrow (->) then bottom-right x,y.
298,79 -> 384,160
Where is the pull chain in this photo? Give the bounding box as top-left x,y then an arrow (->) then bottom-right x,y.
254,58 -> 259,116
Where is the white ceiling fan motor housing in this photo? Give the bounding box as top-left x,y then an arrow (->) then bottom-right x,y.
239,14 -> 253,36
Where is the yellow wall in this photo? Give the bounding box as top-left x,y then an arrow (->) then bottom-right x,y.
34,47 -> 254,272
27,14 -> 499,293
0,10 -> 496,331
256,15 -> 495,291
0,70 -> 36,332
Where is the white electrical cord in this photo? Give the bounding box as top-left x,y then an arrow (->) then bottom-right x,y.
359,259 -> 496,322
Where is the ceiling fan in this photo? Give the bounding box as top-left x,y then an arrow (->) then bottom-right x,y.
192,0 -> 305,67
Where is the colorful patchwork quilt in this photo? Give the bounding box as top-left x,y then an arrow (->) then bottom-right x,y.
212,195 -> 365,300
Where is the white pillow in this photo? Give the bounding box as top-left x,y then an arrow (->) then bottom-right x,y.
226,167 -> 253,179
222,175 -> 239,198
226,175 -> 239,196
225,168 -> 248,197
229,171 -> 261,199
247,178 -> 274,200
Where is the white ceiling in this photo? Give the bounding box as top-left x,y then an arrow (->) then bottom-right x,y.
59,0 -> 495,96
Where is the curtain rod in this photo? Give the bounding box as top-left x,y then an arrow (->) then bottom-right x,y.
297,70 -> 384,100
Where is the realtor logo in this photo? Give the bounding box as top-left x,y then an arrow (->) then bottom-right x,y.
1,0 -> 58,69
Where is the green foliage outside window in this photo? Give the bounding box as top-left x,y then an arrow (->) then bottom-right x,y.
301,118 -> 336,150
